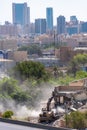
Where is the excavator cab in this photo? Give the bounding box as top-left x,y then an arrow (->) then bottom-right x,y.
38,108 -> 55,123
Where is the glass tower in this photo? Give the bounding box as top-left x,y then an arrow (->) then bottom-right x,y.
35,19 -> 46,34
70,16 -> 78,25
57,15 -> 65,34
12,3 -> 30,26
46,7 -> 53,31
81,22 -> 87,33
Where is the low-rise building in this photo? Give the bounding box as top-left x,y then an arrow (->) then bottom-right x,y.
0,38 -> 17,50
8,51 -> 27,62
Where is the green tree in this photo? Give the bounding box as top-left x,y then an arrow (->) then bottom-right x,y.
74,53 -> 87,66
58,75 -> 74,85
18,44 -> 42,56
76,70 -> 87,79
0,78 -> 32,104
14,61 -> 49,80
11,91 -> 31,103
0,78 -> 19,96
69,53 -> 87,76
65,111 -> 86,129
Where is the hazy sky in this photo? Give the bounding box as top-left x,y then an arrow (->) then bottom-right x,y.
0,0 -> 87,25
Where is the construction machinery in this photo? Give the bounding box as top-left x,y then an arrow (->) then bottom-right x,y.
38,87 -> 72,123
38,82 -> 87,123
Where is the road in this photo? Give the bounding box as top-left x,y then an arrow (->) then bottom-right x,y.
0,122 -> 46,130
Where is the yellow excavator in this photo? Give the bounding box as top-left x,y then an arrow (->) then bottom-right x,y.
38,86 -> 86,123
38,87 -> 67,123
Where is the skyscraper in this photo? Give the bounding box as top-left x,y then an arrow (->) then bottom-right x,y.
80,22 -> 87,33
35,19 -> 46,34
46,7 -> 53,32
12,3 -> 30,26
57,15 -> 65,34
66,26 -> 78,35
70,16 -> 78,25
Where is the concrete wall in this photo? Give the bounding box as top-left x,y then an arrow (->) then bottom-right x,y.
58,85 -> 84,91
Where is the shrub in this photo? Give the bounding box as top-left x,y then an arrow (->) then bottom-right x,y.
2,110 -> 14,118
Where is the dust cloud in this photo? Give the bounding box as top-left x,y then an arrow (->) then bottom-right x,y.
0,82 -> 56,120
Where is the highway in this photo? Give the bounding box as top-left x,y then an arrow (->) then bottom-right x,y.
0,122 -> 46,130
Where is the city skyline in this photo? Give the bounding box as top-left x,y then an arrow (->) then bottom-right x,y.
0,0 -> 87,25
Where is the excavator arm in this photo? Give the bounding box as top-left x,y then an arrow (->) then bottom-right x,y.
46,96 -> 53,111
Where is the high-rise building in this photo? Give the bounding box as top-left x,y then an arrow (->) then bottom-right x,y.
46,7 -> 53,32
66,25 -> 78,35
57,15 -> 65,34
70,16 -> 78,24
12,3 -> 30,26
80,22 -> 87,33
35,19 -> 46,34
30,23 -> 35,34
